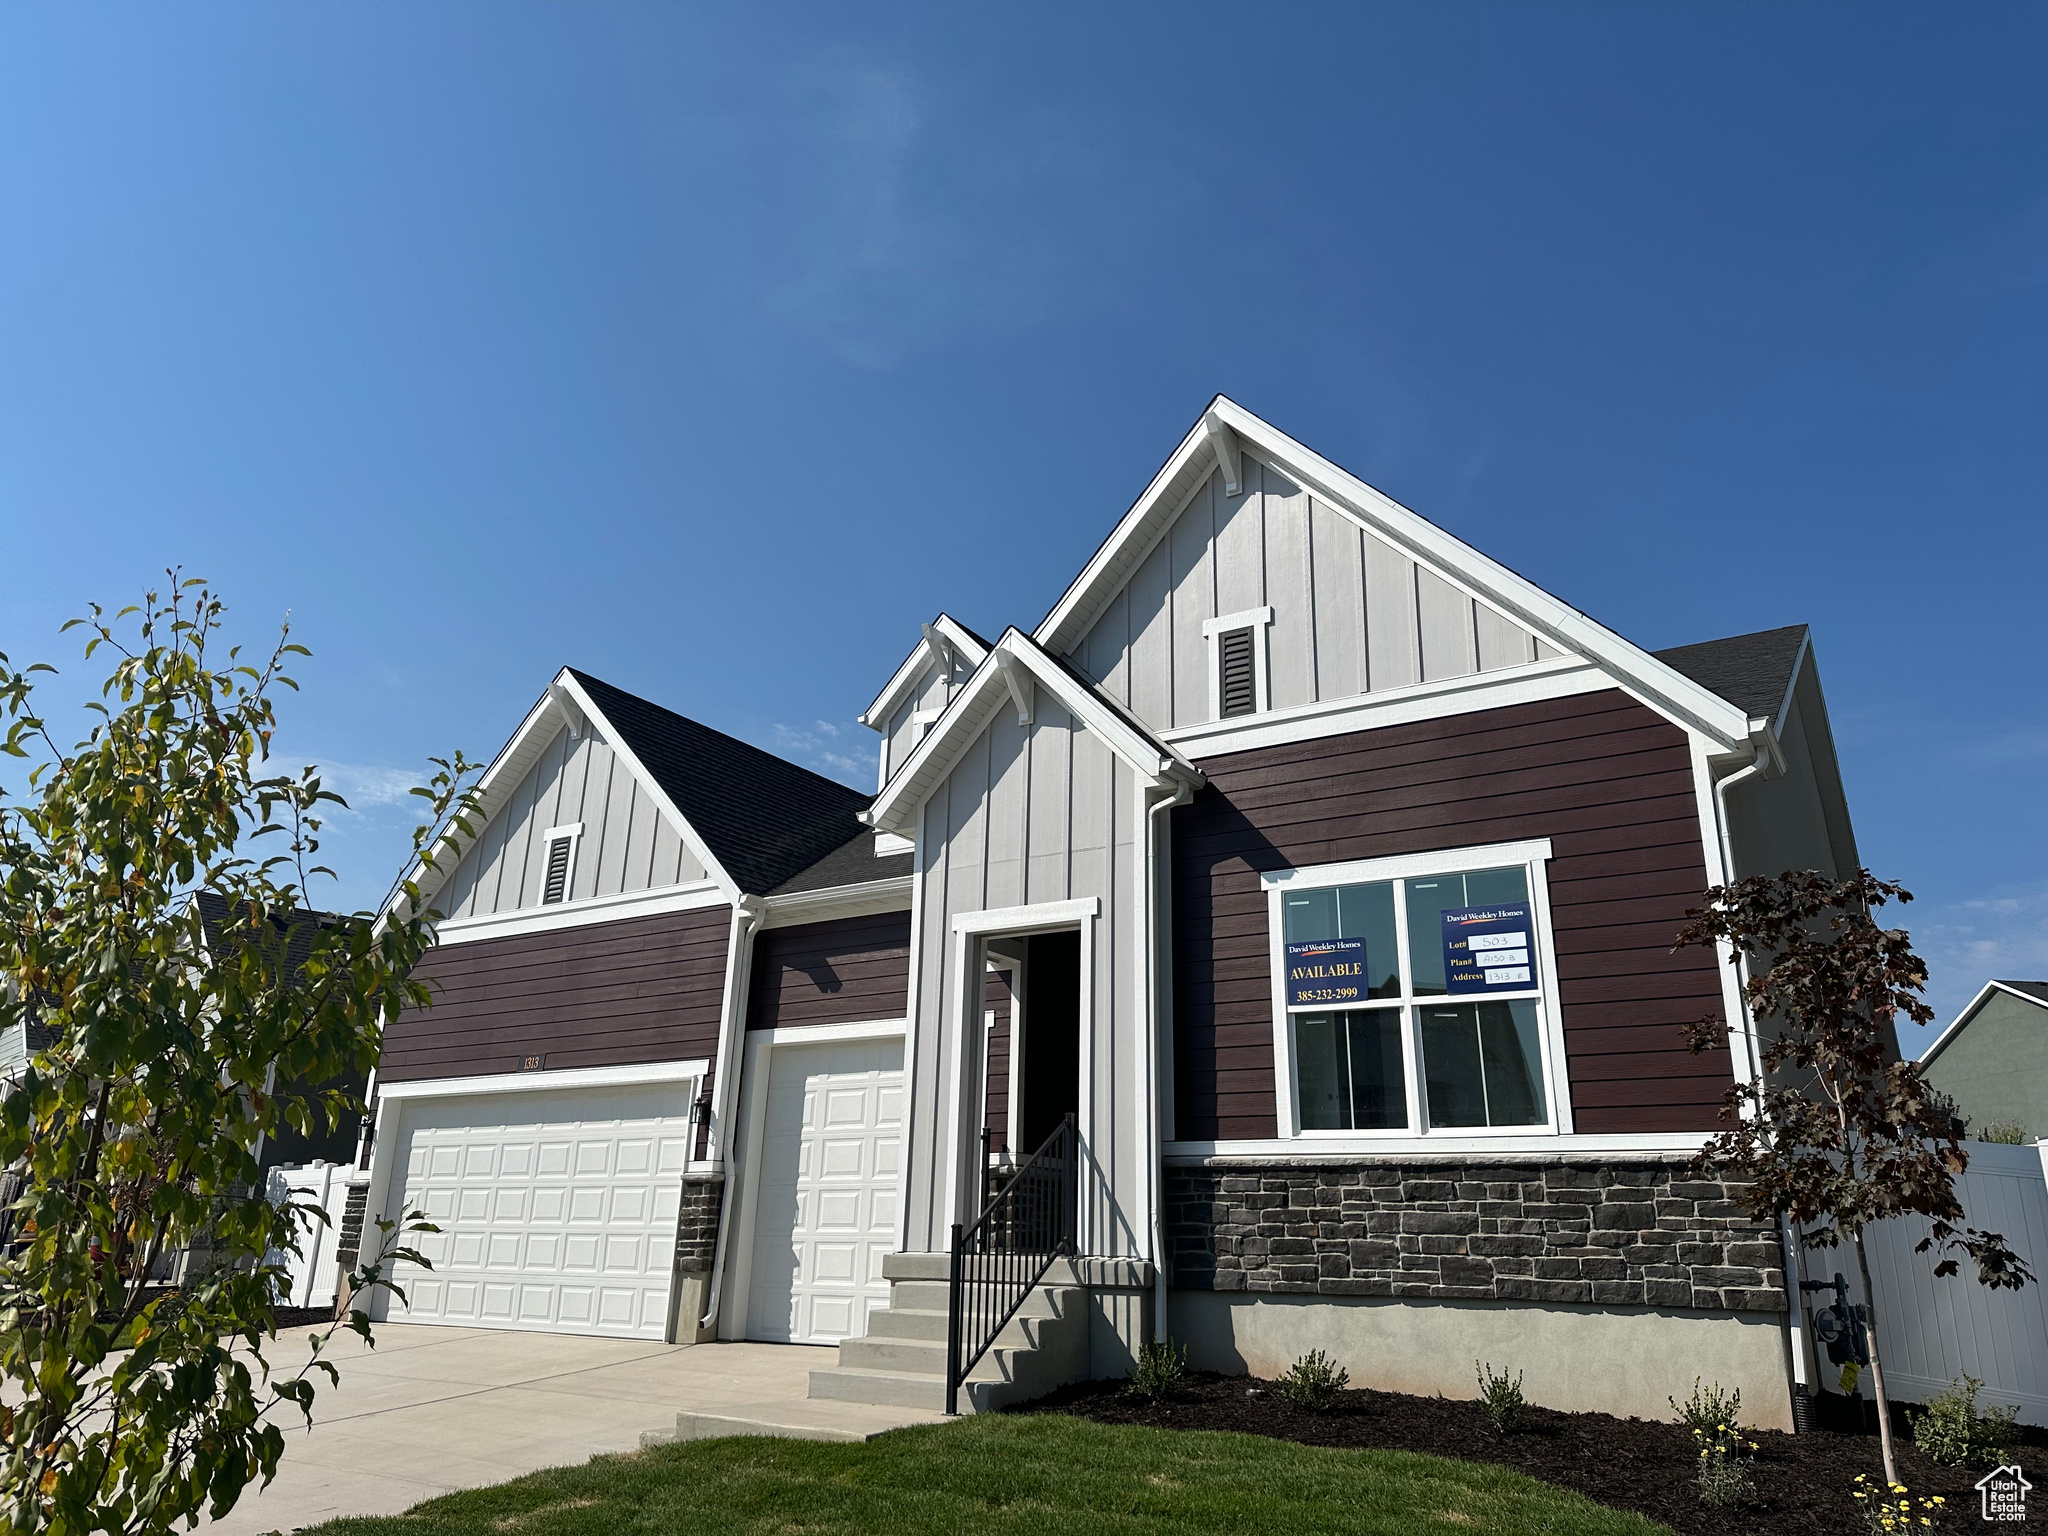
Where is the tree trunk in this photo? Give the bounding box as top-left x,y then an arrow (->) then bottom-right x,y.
1851,1227 -> 1899,1487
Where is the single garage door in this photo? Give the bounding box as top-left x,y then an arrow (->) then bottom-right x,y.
385,1081 -> 694,1339
745,1037 -> 903,1344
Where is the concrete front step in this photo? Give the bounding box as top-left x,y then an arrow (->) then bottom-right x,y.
643,1400 -> 948,1446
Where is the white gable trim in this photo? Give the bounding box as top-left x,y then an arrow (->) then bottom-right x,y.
1921,980 -> 2048,1067
863,630 -> 1202,837
389,667 -> 743,921
859,614 -> 991,730
1034,396 -> 1758,756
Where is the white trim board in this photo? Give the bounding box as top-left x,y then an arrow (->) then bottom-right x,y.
1165,1132 -> 1714,1160
431,880 -> 729,946
376,1058 -> 711,1100
761,876 -> 914,930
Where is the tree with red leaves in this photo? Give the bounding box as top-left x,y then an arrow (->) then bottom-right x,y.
1677,870 -> 2032,1487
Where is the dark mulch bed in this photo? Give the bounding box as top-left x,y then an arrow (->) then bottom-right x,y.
1024,1373 -> 2047,1535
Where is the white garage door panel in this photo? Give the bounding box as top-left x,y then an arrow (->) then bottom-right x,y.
387,1082 -> 692,1340
746,1038 -> 902,1345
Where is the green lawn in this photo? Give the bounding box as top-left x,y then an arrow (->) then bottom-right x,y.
304,1413 -> 1674,1536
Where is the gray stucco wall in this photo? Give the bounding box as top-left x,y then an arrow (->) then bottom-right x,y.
1924,991 -> 2048,1142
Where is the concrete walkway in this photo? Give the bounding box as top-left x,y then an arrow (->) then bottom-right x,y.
205,1324 -> 946,1534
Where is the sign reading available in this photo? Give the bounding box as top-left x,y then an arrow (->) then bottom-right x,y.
1285,938 -> 1368,1008
1442,904 -> 1535,994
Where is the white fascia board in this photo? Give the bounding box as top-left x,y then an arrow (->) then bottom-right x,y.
1920,980 -> 2046,1066
761,875 -> 914,929
550,670 -> 743,901
1034,396 -> 1755,755
864,631 -> 1198,837
858,615 -> 991,729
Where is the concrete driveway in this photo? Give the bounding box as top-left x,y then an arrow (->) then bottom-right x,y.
205,1324 -> 938,1534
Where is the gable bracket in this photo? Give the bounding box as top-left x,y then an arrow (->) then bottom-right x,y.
992,650 -> 1034,725
1203,411 -> 1241,497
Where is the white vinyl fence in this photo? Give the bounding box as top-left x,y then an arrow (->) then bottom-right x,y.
265,1161 -> 356,1311
1849,1140 -> 2048,1426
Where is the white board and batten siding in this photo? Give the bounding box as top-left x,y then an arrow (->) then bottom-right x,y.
437,724 -> 706,919
1859,1140 -> 2048,1425
903,695 -> 1148,1261
1071,456 -> 1558,732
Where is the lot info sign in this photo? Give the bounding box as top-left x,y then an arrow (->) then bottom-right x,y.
1442,904 -> 1535,994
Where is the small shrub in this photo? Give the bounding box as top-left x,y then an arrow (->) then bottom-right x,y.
1124,1338 -> 1188,1401
1275,1349 -> 1349,1413
1852,1474 -> 1950,1534
1911,1374 -> 2019,1467
1979,1120 -> 2027,1145
1671,1379 -> 1755,1507
1474,1360 -> 1525,1433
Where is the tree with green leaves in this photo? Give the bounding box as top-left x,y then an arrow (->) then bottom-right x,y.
1677,870 -> 2033,1487
0,578 -> 479,1534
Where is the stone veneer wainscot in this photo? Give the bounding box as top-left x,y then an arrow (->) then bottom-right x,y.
1165,1158 -> 1788,1313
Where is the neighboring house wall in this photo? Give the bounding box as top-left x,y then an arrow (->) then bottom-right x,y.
1924,992 -> 2048,1142
905,697 -> 1146,1256
382,904 -> 732,1082
437,724 -> 707,919
1173,687 -> 1730,1141
747,912 -> 913,1031
1070,456 -> 1557,731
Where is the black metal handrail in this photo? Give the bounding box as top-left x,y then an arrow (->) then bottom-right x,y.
946,1112 -> 1076,1415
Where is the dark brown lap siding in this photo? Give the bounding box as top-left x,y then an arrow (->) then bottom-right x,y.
1173,689 -> 1729,1141
382,903 -> 734,1082
746,911 -> 912,1031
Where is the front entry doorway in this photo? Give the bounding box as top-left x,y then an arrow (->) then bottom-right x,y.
981,928 -> 1081,1188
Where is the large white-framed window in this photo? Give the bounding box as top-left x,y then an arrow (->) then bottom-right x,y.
1262,838 -> 1570,1141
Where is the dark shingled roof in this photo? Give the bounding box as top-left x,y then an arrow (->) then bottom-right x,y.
569,669 -> 878,898
1993,980 -> 2048,1008
1653,624 -> 1809,725
194,891 -> 344,974
771,828 -> 914,896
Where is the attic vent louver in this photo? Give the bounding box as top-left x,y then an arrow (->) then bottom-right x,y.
1218,628 -> 1257,717
541,835 -> 574,905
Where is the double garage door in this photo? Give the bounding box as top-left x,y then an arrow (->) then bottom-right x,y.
384,1082 -> 694,1339
380,1042 -> 904,1344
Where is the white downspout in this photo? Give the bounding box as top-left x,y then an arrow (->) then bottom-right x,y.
1145,775 -> 1196,1344
1712,743 -> 1811,1404
696,895 -> 765,1334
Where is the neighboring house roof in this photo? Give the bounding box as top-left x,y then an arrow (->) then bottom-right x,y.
1921,978 -> 2048,1066
1653,625 -> 1810,728
194,891 -> 343,976
770,828 -> 914,896
567,670 -> 876,898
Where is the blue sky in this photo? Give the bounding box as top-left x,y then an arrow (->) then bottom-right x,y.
2,4 -> 2043,1053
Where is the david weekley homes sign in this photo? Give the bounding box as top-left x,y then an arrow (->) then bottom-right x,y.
1285,938 -> 1368,1006
1442,903 -> 1534,993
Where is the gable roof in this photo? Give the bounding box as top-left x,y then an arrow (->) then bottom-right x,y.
769,828 -> 914,896
194,891 -> 344,977
1033,396 -> 1762,756
567,670 -> 874,897
1921,978 -> 2048,1066
859,614 -> 993,729
864,627 -> 1201,837
1654,625 -> 1809,727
